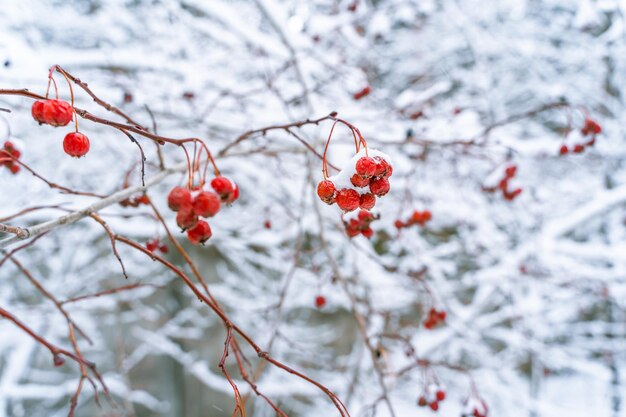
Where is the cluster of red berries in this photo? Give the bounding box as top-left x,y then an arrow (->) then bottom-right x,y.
418,384 -> 446,411
120,194 -> 150,208
423,307 -> 446,329
344,210 -> 379,238
0,141 -> 21,174
146,238 -> 168,254
31,99 -> 90,158
484,164 -> 522,201
317,154 -> 392,212
395,210 -> 432,229
315,295 -> 327,309
167,176 -> 238,245
462,398 -> 488,417
559,118 -> 601,155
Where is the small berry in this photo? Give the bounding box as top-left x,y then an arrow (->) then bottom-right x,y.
211,176 -> 237,202
350,173 -> 370,187
504,165 -> 517,178
43,99 -> 73,127
187,220 -> 212,245
369,177 -> 390,197
168,186 -> 192,212
9,164 -> 20,174
359,193 -> 376,210
362,227 -> 373,238
336,189 -> 360,212
176,207 -> 198,231
394,220 -> 404,229
31,100 -> 46,124
418,396 -> 427,407
436,390 -> 446,401
159,244 -> 169,253
373,157 -> 391,177
429,402 -> 439,411
317,180 -> 336,204
146,239 -> 159,252
193,191 -> 221,218
573,144 -> 585,153
264,220 -> 272,229
315,295 -> 326,309
53,354 -> 65,367
63,132 -> 90,157
559,144 -> 569,155
355,156 -> 377,178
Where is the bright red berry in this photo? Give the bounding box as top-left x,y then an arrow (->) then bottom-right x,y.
336,189 -> 360,212
315,295 -> 326,308
187,220 -> 212,245
317,180 -> 336,204
211,176 -> 236,202
350,173 -> 370,187
9,164 -> 20,174
369,177 -> 390,197
43,99 -> 73,127
373,157 -> 391,177
394,220 -> 404,229
559,144 -> 569,155
362,227 -> 374,239
146,239 -> 159,252
353,86 -> 371,100
359,193 -> 376,210
176,207 -> 198,231
355,156 -> 377,178
504,165 -> 517,178
32,100 -> 46,124
193,191 -> 221,218
63,132 -> 90,157
573,144 -> 585,153
436,390 -> 446,401
429,402 -> 439,411
168,186 -> 192,212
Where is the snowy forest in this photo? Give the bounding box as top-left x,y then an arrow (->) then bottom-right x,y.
0,1 -> 625,416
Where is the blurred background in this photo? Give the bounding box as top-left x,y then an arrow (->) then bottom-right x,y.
0,0 -> 625,416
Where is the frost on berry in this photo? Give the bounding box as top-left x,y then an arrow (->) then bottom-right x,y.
187,220 -> 212,245
63,132 -> 90,158
193,191 -> 221,218
350,173 -> 370,188
167,186 -> 192,212
176,207 -> 198,231
336,188 -> 360,212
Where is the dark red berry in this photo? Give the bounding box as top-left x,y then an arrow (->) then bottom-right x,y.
193,191 -> 221,218
394,220 -> 404,229
359,193 -> 376,210
369,177 -> 390,197
63,132 -> 90,157
418,396 -> 427,407
336,189 -> 360,212
187,220 -> 212,245
573,144 -> 585,153
168,186 -> 192,212
351,173 -> 370,187
176,207 -> 198,231
53,354 -> 65,367
353,86 -> 371,100
559,144 -> 569,155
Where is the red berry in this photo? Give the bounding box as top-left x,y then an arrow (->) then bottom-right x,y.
559,144 -> 569,155
317,180 -> 336,204
9,164 -> 20,174
211,176 -> 236,202
373,157 -> 391,177
504,188 -> 523,201
369,177 -> 390,197
176,207 -> 198,231
264,220 -> 272,229
350,173 -> 370,187
436,390 -> 446,401
422,210 -> 432,222
137,195 -> 150,205
357,209 -> 374,223
159,244 -> 169,254
31,100 -> 46,124
362,227 -> 374,238
63,132 -> 90,157
146,239 -> 159,252
315,295 -> 326,308
394,220 -> 404,229
498,178 -> 508,191
193,191 -> 221,218
504,165 -> 517,178
573,144 -> 585,153
43,99 -> 73,127
355,156 -> 377,178
418,396 -> 427,407
346,225 -> 361,238
336,189 -> 360,212
359,193 -> 376,210
168,186 -> 192,212
582,118 -> 601,135
187,220 -> 212,245
429,402 -> 439,411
